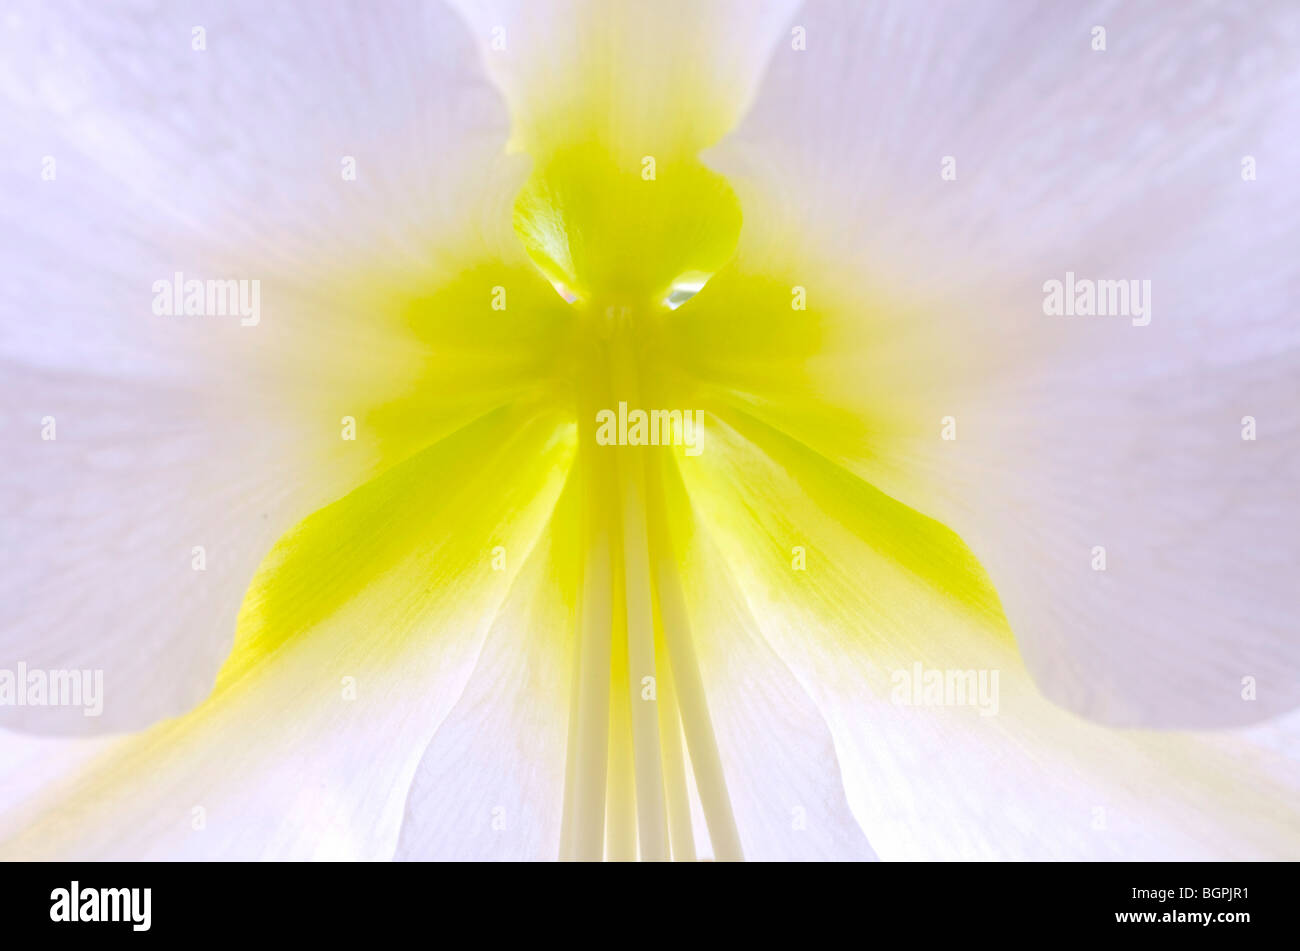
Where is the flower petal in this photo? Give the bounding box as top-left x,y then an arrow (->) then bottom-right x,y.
665,478 -> 878,861
678,410 -> 1300,859
0,406 -> 575,859
0,0 -> 542,731
446,0 -> 799,159
395,479 -> 580,861
697,0 -> 1300,725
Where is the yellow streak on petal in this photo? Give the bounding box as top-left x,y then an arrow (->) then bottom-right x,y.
2,406 -> 577,859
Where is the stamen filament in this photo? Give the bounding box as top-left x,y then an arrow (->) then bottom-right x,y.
646,450 -> 744,861
604,591 -> 638,861
610,328 -> 670,861
563,321 -> 737,861
560,341 -> 616,861
653,616 -> 697,861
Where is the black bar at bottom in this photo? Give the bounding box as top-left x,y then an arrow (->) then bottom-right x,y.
0,860 -> 1288,940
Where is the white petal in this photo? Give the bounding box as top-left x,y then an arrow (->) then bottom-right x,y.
680,412 -> 1300,859
0,0 -> 530,731
673,504 -> 877,861
0,408 -> 575,859
395,486 -> 578,861
700,0 -> 1300,725
446,0 -> 799,156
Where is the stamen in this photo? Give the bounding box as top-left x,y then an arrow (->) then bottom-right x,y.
610,330 -> 670,861
563,323 -> 739,861
645,451 -> 744,861
604,599 -> 638,861
653,618 -> 697,861
560,346 -> 616,861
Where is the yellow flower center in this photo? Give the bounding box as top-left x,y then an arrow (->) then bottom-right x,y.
513,146 -> 742,315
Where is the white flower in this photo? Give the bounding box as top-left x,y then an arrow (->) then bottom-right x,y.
1,0 -> 1297,861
